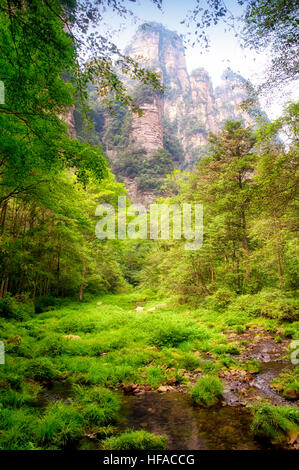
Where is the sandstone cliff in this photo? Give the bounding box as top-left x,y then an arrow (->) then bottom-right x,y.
80,22 -> 264,203
131,95 -> 163,153
125,22 -> 262,164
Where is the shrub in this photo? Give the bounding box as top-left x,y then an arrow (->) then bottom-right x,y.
201,362 -> 220,374
220,356 -> 237,368
37,402 -> 84,448
0,407 -> 38,450
82,404 -> 111,426
283,323 -> 299,339
6,374 -> 23,391
73,386 -> 119,426
145,366 -> 165,388
0,294 -> 19,319
251,403 -> 299,443
235,325 -> 246,334
34,296 -> 60,314
180,353 -> 202,371
243,359 -> 261,374
151,321 -> 209,348
38,335 -> 65,356
260,296 -> 298,322
56,316 -> 97,334
191,375 -> 223,406
271,367 -> 299,400
214,343 -> 240,355
208,288 -> 236,310
0,294 -> 33,321
5,335 -> 36,358
282,382 -> 299,400
0,382 -> 41,408
228,294 -> 261,317
101,430 -> 167,450
228,291 -> 298,322
25,358 -> 60,381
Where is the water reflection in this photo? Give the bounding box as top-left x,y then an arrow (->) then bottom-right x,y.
118,392 -> 267,450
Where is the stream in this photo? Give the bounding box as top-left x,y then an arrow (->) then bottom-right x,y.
114,332 -> 297,450
118,391 -> 267,450
37,331 -> 298,450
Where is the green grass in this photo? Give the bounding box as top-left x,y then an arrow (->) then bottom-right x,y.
0,290 -> 297,449
251,403 -> 299,444
241,359 -> 261,374
190,375 -> 223,406
271,366 -> 299,400
0,292 -> 218,449
101,430 -> 167,450
72,385 -> 120,426
37,402 -> 84,448
0,407 -> 40,450
0,384 -> 120,449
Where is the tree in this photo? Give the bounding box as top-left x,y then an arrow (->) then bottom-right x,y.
142,121 -> 258,297
143,105 -> 298,300
203,121 -> 257,290
251,103 -> 298,289
0,168 -> 130,299
0,0 -> 164,301
244,0 -> 299,88
184,0 -> 298,90
0,0 -> 108,204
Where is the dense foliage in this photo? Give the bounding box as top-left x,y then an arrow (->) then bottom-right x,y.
185,0 -> 298,90
0,0 -> 161,301
142,110 -> 298,304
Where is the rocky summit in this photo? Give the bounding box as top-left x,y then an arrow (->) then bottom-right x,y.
74,22 -> 265,203
125,22 -> 262,163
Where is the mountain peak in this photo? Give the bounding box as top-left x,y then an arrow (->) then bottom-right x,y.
191,67 -> 211,81
119,23 -> 263,173
137,22 -> 180,39
127,22 -> 184,58
221,68 -> 247,85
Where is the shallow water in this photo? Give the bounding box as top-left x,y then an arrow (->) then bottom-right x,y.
118,391 -> 268,450
36,361 -> 296,450
36,380 -> 72,407
251,361 -> 296,406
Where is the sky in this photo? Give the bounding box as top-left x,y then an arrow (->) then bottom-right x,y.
98,0 -> 298,119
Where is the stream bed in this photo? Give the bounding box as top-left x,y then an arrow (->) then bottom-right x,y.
118,391 -> 268,450
36,332 -> 297,450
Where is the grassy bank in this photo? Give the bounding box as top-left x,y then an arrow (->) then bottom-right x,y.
0,291 -> 298,449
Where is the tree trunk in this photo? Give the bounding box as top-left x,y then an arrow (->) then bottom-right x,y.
276,242 -> 283,288
241,210 -> 251,282
79,263 -> 86,301
55,248 -> 61,297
